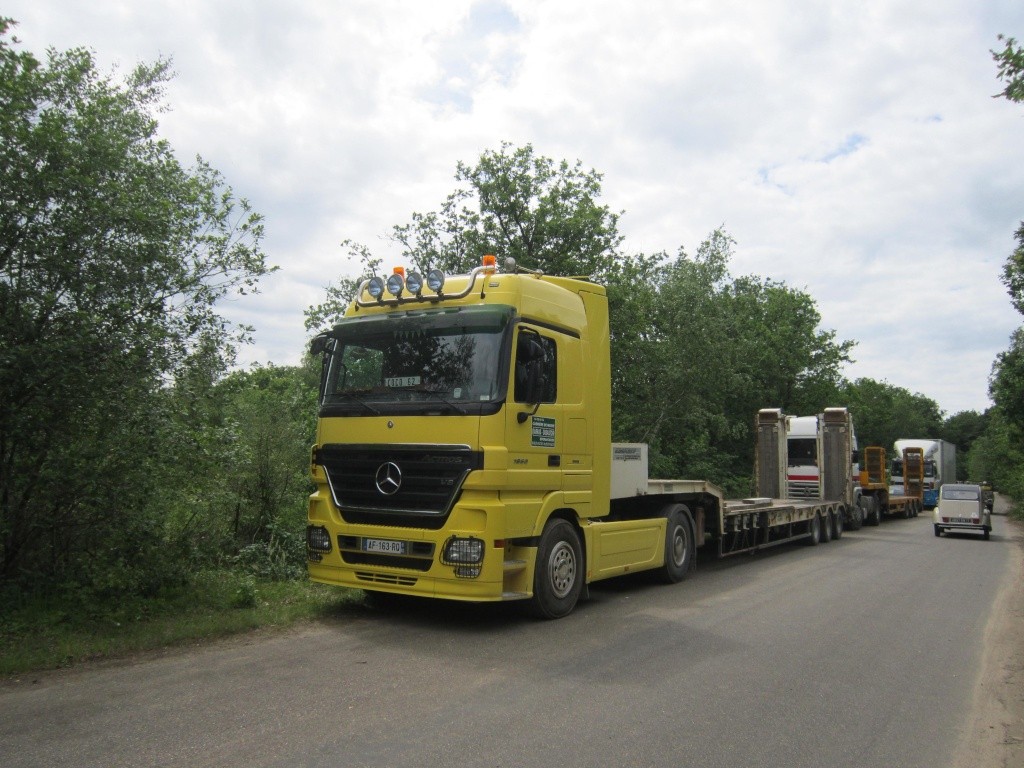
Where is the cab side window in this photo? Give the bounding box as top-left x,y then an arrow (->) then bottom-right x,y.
514,331 -> 557,403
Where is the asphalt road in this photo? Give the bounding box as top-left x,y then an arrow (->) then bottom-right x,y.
1,506 -> 1018,768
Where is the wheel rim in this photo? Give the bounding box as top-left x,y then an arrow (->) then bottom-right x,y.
547,541 -> 577,599
671,524 -> 689,567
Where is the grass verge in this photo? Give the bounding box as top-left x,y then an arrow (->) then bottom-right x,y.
0,570 -> 360,678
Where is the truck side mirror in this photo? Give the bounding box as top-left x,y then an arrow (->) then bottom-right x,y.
310,332 -> 333,357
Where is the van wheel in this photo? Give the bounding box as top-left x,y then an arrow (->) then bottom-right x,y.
529,519 -> 583,619
934,525 -> 942,537
984,527 -> 991,541
657,504 -> 695,583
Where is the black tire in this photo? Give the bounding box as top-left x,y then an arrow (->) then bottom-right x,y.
806,512 -> 822,545
821,510 -> 833,543
529,518 -> 583,619
866,497 -> 881,526
984,527 -> 991,541
934,525 -> 942,537
833,509 -> 844,540
658,504 -> 696,583
849,504 -> 863,531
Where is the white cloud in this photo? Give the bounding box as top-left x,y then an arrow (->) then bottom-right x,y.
5,0 -> 1024,414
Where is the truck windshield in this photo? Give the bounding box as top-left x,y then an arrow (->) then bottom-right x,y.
788,438 -> 817,465
319,305 -> 514,416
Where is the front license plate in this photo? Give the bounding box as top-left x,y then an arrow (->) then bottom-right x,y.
362,537 -> 406,555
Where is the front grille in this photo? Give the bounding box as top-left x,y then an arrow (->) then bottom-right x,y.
787,481 -> 820,499
316,444 -> 483,527
342,552 -> 434,571
356,572 -> 418,586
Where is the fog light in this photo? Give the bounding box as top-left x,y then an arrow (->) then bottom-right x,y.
442,536 -> 483,565
366,276 -> 385,300
386,271 -> 405,297
406,271 -> 424,294
306,525 -> 332,553
426,269 -> 445,293
455,565 -> 481,579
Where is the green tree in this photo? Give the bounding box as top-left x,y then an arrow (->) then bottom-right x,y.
0,20 -> 273,588
990,36 -> 1024,439
305,143 -> 624,332
839,378 -> 943,451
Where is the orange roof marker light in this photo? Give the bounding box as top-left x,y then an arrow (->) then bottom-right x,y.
482,254 -> 497,273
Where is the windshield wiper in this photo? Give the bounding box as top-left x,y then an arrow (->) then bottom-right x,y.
422,388 -> 469,415
337,391 -> 381,415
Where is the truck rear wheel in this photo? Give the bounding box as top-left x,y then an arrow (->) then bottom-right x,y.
806,512 -> 822,545
865,497 -> 880,526
529,518 -> 583,619
657,504 -> 695,583
832,509 -> 843,540
820,511 -> 833,543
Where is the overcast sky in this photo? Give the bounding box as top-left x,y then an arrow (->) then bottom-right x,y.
7,0 -> 1024,416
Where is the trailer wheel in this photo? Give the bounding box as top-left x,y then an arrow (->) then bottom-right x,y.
806,512 -> 822,545
832,509 -> 843,540
820,511 -> 833,543
529,518 -> 583,619
657,504 -> 695,583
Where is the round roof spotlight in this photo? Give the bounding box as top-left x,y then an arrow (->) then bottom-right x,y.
386,272 -> 405,297
504,256 -> 517,273
405,271 -> 424,295
366,276 -> 385,299
426,269 -> 446,293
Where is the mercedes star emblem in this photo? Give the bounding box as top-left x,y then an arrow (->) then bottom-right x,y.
375,462 -> 402,495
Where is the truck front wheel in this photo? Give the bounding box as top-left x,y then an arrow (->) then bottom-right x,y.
530,519 -> 583,619
657,504 -> 696,583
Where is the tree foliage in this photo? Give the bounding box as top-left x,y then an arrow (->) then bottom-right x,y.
837,378 -> 943,452
0,20 -> 274,588
989,34 -> 1024,452
304,143 -> 624,331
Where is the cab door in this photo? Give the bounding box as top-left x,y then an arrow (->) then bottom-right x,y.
503,324 -> 563,533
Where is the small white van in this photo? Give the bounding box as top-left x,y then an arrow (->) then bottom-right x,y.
933,483 -> 991,540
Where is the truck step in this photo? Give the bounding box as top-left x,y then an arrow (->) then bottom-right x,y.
501,591 -> 529,601
503,559 -> 527,572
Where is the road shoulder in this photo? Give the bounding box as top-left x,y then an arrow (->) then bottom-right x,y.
953,515 -> 1024,768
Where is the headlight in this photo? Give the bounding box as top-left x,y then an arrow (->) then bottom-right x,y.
442,536 -> 484,565
306,525 -> 332,553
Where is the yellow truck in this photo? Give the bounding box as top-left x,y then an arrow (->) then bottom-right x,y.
306,257 -> 855,618
858,445 -> 924,523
